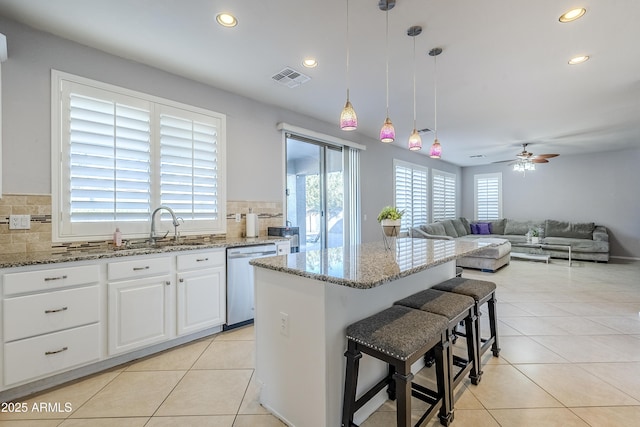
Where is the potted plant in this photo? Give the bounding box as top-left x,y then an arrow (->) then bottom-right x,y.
377,206 -> 404,237
531,228 -> 540,244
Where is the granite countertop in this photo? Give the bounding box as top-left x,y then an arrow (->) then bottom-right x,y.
250,237 -> 496,289
0,236 -> 286,269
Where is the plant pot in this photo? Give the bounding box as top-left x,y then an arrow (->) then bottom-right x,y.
531,236 -> 539,244
381,219 -> 401,237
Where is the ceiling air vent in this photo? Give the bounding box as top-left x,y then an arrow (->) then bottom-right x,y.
272,67 -> 311,88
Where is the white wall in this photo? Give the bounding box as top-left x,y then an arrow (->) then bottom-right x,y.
0,17 -> 459,245
461,148 -> 640,258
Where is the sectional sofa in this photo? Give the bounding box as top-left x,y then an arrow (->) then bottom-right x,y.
410,218 -> 610,271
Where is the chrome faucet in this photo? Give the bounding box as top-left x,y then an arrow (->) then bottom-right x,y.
149,205 -> 181,244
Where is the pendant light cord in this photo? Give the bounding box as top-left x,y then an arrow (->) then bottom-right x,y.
346,0 -> 350,100
434,54 -> 438,139
412,35 -> 417,128
385,9 -> 390,117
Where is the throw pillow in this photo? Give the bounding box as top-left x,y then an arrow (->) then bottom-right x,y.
459,217 -> 472,234
477,222 -> 491,235
470,223 -> 479,234
421,223 -> 447,236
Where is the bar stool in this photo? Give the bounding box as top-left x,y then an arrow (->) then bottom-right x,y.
342,305 -> 453,427
432,277 -> 500,359
395,288 -> 482,386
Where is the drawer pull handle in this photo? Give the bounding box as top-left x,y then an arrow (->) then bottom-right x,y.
44,307 -> 68,314
44,275 -> 68,282
196,258 -> 209,262
45,347 -> 68,356
133,266 -> 150,271
179,278 -> 184,283
165,281 -> 171,286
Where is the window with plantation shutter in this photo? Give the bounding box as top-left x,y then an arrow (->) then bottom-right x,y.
393,159 -> 428,234
159,108 -> 220,222
432,169 -> 456,221
52,71 -> 226,241
474,173 -> 502,220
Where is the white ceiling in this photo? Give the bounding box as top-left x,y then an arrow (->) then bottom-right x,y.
1,0 -> 639,166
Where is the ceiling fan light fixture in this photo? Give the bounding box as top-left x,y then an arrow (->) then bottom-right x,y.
568,55 -> 590,65
559,8 -> 586,23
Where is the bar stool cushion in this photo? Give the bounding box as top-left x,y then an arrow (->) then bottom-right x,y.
346,306 -> 448,361
394,289 -> 474,321
432,277 -> 496,302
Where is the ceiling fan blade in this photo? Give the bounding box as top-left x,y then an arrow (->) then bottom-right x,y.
535,153 -> 559,159
532,158 -> 549,163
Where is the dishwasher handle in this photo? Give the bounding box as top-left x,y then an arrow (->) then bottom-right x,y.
228,250 -> 277,259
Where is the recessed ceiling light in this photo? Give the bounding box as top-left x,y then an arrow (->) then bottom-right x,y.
216,13 -> 238,27
559,8 -> 586,23
568,55 -> 590,65
302,58 -> 318,68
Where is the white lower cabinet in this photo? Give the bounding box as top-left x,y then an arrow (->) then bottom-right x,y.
108,273 -> 173,356
4,323 -> 100,386
176,250 -> 226,336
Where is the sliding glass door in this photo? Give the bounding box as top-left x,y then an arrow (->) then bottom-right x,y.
286,136 -> 345,251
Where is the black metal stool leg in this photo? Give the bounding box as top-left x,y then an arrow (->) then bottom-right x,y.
342,341 -> 362,427
488,295 -> 500,356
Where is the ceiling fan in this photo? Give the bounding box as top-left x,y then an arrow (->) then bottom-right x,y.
513,143 -> 559,164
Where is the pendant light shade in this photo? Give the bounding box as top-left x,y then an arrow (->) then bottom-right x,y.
429,138 -> 442,158
340,0 -> 357,131
429,47 -> 443,158
379,1 -> 395,143
407,25 -> 422,151
380,117 -> 395,142
340,93 -> 358,131
408,129 -> 422,151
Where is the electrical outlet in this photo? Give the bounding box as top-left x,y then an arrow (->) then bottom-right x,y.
235,213 -> 241,222
279,311 -> 289,337
9,215 -> 31,230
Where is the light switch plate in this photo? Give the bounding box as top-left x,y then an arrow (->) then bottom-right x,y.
9,215 -> 31,230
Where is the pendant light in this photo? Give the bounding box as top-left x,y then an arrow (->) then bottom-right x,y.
407,26 -> 422,151
340,0 -> 357,131
379,0 -> 395,143
429,47 -> 443,158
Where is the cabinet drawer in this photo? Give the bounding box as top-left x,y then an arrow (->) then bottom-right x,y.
108,256 -> 170,281
176,250 -> 225,271
3,285 -> 100,342
3,264 -> 100,296
4,323 -> 100,386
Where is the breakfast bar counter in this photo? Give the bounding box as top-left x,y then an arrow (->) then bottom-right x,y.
250,238 -> 494,427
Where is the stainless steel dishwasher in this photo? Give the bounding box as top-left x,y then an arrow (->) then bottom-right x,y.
225,244 -> 277,329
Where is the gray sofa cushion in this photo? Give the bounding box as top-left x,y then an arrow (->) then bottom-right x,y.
439,220 -> 459,238
545,219 -> 595,239
451,218 -> 468,236
504,219 -> 544,236
459,217 -> 472,235
489,218 -> 506,235
421,223 -> 446,236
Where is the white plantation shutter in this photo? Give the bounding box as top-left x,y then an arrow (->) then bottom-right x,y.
393,160 -> 428,233
69,94 -> 151,223
54,71 -> 226,241
432,170 -> 456,221
475,173 -> 502,220
159,109 -> 219,221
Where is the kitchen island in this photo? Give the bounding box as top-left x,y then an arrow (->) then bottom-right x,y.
251,237 -> 496,427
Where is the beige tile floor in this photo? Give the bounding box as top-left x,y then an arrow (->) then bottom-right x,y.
1,259 -> 639,426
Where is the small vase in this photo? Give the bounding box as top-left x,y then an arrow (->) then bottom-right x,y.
381,219 -> 401,237
531,236 -> 539,244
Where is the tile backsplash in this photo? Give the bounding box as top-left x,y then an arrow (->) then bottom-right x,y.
0,194 -> 284,255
